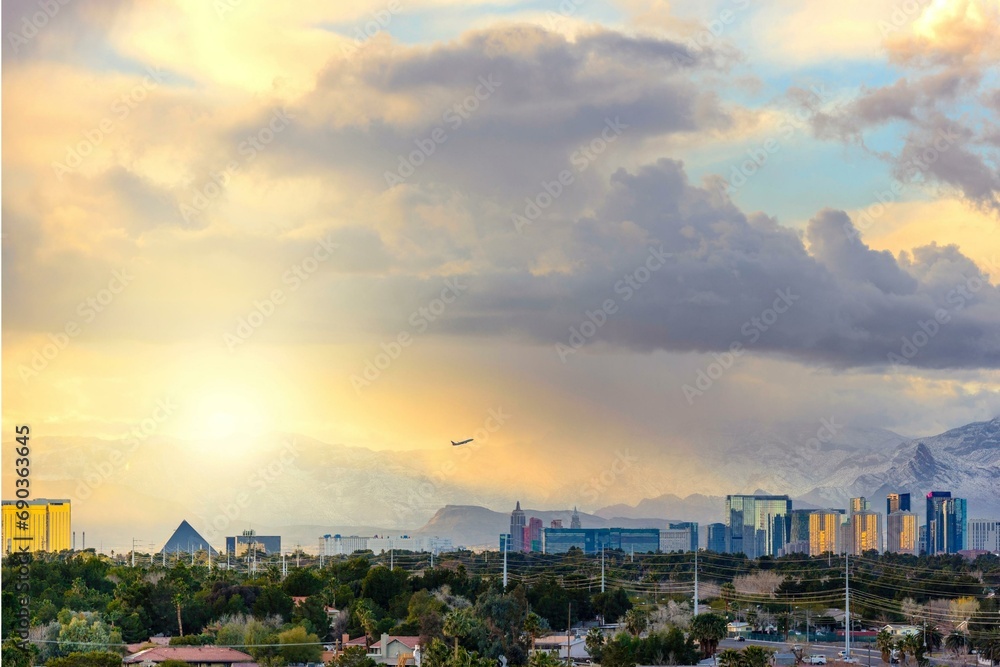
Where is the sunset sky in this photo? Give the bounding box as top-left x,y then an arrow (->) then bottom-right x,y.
3,0 -> 1000,523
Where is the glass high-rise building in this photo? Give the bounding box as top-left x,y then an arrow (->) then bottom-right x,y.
887,493 -> 911,514
706,522 -> 728,553
926,492 -> 967,554
725,494 -> 792,558
542,527 -> 659,555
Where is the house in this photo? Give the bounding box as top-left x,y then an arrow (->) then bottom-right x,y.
124,646 -> 255,667
882,625 -> 921,638
727,622 -> 751,638
533,634 -> 589,660
125,637 -> 172,654
342,633 -> 420,665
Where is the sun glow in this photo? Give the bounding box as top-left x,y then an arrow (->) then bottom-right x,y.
175,388 -> 272,441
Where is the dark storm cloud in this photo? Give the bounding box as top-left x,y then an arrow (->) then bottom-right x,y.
267,25 -> 730,196
430,159 -> 1000,369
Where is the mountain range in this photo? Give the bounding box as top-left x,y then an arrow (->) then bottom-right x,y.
5,416 -> 997,551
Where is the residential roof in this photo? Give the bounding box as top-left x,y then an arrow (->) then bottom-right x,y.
343,636 -> 421,650
124,646 -> 254,664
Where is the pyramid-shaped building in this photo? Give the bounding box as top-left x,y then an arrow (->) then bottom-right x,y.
160,520 -> 218,554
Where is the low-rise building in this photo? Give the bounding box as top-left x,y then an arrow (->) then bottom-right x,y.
343,633 -> 420,665
533,634 -> 589,660
124,646 -> 255,667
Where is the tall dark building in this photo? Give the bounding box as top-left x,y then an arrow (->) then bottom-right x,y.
510,501 -> 526,552
887,493 -> 911,514
706,523 -> 728,553
570,506 -> 582,529
926,492 -> 968,555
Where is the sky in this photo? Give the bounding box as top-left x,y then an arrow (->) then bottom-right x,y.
3,0 -> 1000,529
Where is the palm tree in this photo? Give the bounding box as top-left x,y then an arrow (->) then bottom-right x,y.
691,613 -> 728,658
876,630 -> 895,664
743,645 -> 774,667
525,612 -> 549,652
624,608 -> 649,637
975,629 -> 1000,667
717,648 -> 745,667
354,599 -> 378,648
585,628 -> 605,664
443,608 -> 477,660
946,631 -> 967,659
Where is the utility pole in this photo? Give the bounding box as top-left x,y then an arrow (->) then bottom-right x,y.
845,551 -> 851,660
601,545 -> 605,593
132,538 -> 136,567
566,601 -> 572,667
502,534 -> 509,588
694,548 -> 699,616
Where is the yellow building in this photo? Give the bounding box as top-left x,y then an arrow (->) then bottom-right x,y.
887,511 -> 918,555
2,499 -> 71,553
809,510 -> 841,556
850,510 -> 882,554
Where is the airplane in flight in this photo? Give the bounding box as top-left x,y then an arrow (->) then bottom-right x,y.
451,438 -> 473,446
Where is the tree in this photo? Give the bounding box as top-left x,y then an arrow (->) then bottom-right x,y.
624,608 -> 648,637
585,629 -> 605,664
278,626 -> 323,664
742,645 -> 774,667
56,612 -> 122,655
600,633 -> 637,667
946,631 -> 967,659
716,648 -> 745,667
254,586 -> 295,622
877,629 -> 895,664
2,641 -> 35,667
354,599 -> 379,648
294,595 -> 332,639
527,652 -> 561,667
443,608 -> 478,660
46,652 -> 122,667
593,588 -> 632,624
524,612 -> 549,652
329,646 -> 377,667
690,613 -> 727,658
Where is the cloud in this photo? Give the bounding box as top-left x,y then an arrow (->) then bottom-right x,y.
425,159 -> 1000,370
802,0 -> 1000,213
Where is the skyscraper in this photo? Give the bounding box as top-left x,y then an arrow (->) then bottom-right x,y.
849,497 -> 870,514
849,510 -> 882,554
570,507 -> 582,529
886,511 -> 918,555
926,492 -> 967,555
527,517 -> 543,552
809,510 -> 841,556
887,493 -> 911,515
706,523 -> 728,553
510,501 -> 526,552
725,494 -> 792,558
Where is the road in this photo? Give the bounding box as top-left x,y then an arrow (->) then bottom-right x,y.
714,638 -> 982,667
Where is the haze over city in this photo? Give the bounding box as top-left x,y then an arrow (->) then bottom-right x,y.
4,0 -> 1000,547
